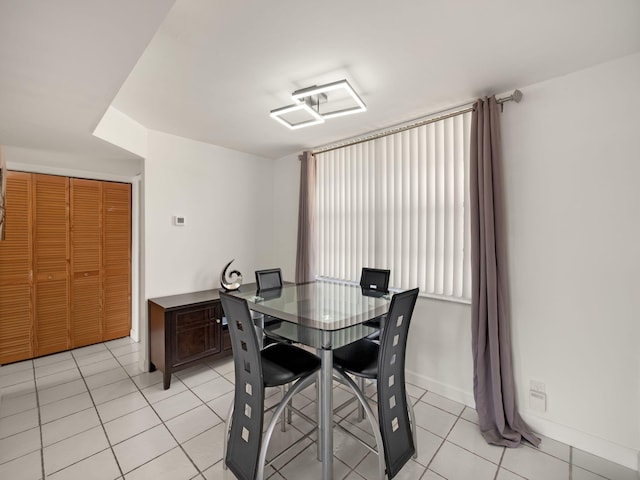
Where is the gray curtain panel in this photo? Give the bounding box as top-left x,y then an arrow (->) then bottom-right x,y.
470,96 -> 540,448
295,151 -> 316,283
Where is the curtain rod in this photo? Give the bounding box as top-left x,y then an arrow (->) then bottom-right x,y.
311,89 -> 523,155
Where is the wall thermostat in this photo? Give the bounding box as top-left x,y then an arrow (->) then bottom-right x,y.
173,215 -> 186,226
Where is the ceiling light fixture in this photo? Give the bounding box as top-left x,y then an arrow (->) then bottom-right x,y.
269,102 -> 324,130
270,79 -> 366,130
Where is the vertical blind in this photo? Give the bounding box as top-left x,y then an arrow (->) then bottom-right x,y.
316,111 -> 472,302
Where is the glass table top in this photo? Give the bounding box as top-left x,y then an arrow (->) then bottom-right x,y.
230,280 -> 392,332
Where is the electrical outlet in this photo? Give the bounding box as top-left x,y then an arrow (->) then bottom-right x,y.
529,380 -> 547,413
529,390 -> 547,412
530,380 -> 546,394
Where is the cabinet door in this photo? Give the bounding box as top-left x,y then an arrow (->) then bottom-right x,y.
173,305 -> 221,366
209,300 -> 231,353
33,174 -> 69,357
70,179 -> 102,348
0,172 -> 33,364
102,182 -> 131,341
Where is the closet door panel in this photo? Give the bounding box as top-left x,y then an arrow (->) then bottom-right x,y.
33,174 -> 69,356
103,182 -> 131,340
0,172 -> 33,364
35,281 -> 69,355
70,179 -> 102,348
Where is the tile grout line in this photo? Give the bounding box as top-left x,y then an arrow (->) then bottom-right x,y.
70,346 -> 126,479
31,342 -> 143,478
151,369 -> 225,477
269,399 -> 326,478
31,360 -> 46,480
12,341 -> 628,480
421,403 -> 465,475
95,350 -> 232,476
76,341 -> 161,476
494,447 -> 506,480
105,340 -> 200,478
115,350 -> 239,477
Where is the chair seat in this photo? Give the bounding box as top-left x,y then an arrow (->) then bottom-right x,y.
261,343 -> 320,387
333,338 -> 379,379
363,316 -> 381,329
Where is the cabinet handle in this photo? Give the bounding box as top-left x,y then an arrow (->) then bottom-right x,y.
216,318 -> 221,324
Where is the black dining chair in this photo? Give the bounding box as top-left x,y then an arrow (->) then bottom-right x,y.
333,287 -> 419,480
220,292 -> 320,480
254,267 -> 299,359
255,268 -> 283,290
254,268 -> 288,346
360,268 -> 391,339
360,267 -> 391,293
254,268 -> 303,430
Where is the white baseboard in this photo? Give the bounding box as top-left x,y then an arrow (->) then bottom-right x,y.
129,328 -> 139,342
406,369 -> 639,473
405,369 -> 475,408
521,412 -> 639,472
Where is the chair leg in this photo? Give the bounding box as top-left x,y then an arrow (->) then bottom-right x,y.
286,382 -> 293,425
357,377 -> 366,421
407,394 -> 418,459
334,369 -> 386,480
258,373 -> 318,480
254,312 -> 265,350
280,385 -> 287,432
316,360 -> 322,462
222,398 -> 234,471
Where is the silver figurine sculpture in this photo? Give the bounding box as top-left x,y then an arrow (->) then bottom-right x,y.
220,259 -> 243,291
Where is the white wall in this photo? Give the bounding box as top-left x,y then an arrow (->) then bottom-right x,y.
144,131 -> 275,299
270,53 -> 640,470
139,130 -> 276,376
271,153 -> 300,281
3,145 -> 143,179
93,106 -> 148,159
405,298 -> 473,404
501,52 -> 640,467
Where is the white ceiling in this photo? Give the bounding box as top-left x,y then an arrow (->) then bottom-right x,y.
0,0 -> 174,163
2,1 -> 640,167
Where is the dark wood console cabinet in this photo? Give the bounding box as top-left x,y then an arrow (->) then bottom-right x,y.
149,285 -> 255,389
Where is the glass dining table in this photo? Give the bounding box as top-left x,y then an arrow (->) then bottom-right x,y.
230,280 -> 393,480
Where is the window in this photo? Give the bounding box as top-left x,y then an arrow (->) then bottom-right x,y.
315,111 -> 472,302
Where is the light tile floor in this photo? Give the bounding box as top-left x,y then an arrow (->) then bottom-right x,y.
0,338 -> 637,480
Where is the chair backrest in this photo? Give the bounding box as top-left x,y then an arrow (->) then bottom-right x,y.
360,267 -> 390,293
255,268 -> 283,291
219,292 -> 265,480
377,288 -> 419,478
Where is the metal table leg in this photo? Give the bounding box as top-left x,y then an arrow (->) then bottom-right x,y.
319,333 -> 333,480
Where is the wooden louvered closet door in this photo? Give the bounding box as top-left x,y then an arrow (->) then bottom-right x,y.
0,172 -> 34,364
33,174 -> 70,357
103,182 -> 131,341
70,179 -> 103,348
0,173 -> 131,364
